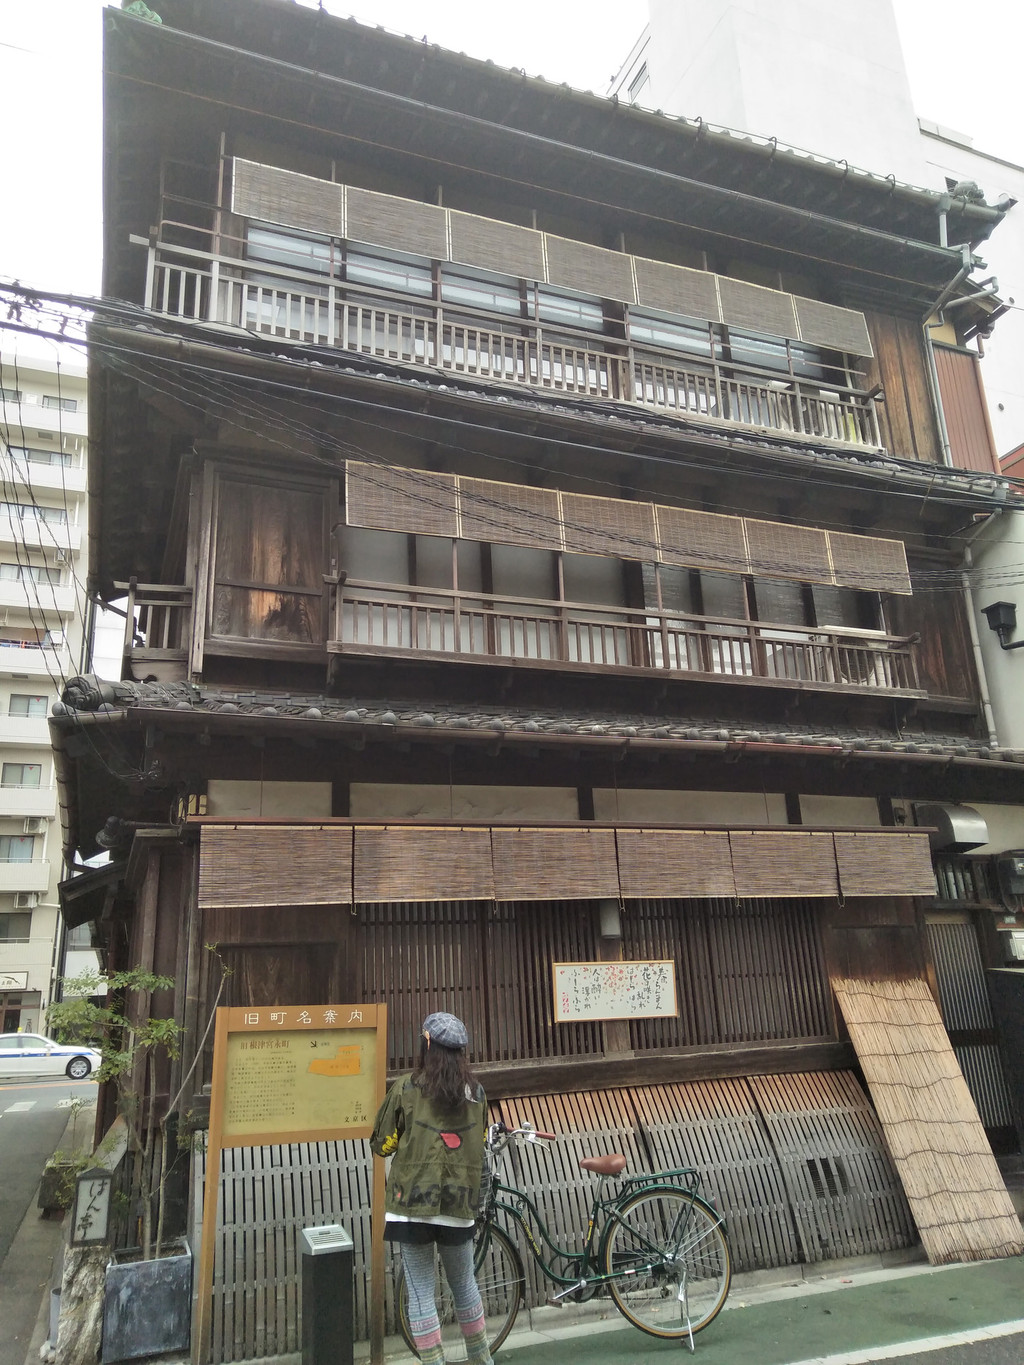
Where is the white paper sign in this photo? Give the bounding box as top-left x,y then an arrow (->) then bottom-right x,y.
553,960 -> 677,1022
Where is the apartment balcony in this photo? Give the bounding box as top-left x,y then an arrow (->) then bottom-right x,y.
146,244 -> 883,452
0,716 -> 52,746
0,646 -> 72,679
0,516 -> 81,555
1,394 -> 88,440
0,859 -> 51,893
0,786 -> 57,819
327,580 -> 922,696
0,454 -> 87,497
0,582 -> 77,616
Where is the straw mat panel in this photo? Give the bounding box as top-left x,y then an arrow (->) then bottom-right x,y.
730,831 -> 838,898
832,976 -> 1024,1264
353,826 -> 494,903
198,825 -> 352,907
616,829 -> 735,898
834,832 -> 936,897
491,827 -> 618,901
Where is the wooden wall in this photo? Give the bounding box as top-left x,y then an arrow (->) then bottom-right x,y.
933,345 -> 1000,474
888,579 -> 978,700
861,311 -> 942,463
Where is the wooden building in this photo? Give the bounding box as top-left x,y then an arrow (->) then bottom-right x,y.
54,0 -> 1024,1353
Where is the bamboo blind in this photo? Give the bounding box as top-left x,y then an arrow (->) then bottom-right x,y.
231,160 -> 874,357
633,257 -> 722,322
832,977 -> 1024,1265
344,462 -> 913,593
346,185 -> 448,260
730,830 -> 839,898
198,825 -> 936,909
544,233 -> 636,302
834,832 -> 937,897
198,826 -> 353,907
353,827 -> 495,903
449,210 -> 546,282
718,276 -> 799,340
794,297 -> 873,357
491,827 -> 619,901
616,829 -> 734,898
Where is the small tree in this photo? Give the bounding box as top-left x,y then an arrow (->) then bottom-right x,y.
50,967 -> 179,1260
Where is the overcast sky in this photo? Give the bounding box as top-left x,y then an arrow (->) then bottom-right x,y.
1,0 -> 1021,306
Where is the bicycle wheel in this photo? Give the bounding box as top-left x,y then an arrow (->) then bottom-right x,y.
601,1188 -> 730,1340
397,1224 -> 525,1360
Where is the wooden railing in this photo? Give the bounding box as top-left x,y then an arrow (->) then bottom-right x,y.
330,579 -> 922,693
146,243 -> 881,448
115,580 -> 192,673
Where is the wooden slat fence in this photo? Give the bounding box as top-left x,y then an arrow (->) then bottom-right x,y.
746,1071 -> 914,1262
192,1072 -> 915,1362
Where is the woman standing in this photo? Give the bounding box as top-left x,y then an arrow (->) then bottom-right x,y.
370,1012 -> 494,1365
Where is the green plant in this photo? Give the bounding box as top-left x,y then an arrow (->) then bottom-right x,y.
48,951 -> 230,1260
41,1150 -> 93,1209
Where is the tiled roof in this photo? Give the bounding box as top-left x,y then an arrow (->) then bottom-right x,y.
53,676 -> 1022,766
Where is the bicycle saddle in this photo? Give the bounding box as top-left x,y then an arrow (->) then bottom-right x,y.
579,1153 -> 627,1176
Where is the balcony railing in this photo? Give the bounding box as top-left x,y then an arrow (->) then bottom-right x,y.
328,579 -> 922,694
145,242 -> 883,450
115,581 -> 192,672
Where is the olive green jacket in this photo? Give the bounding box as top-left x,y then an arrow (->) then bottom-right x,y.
370,1074 -> 487,1221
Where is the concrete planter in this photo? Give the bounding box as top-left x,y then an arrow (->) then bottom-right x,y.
101,1239 -> 192,1364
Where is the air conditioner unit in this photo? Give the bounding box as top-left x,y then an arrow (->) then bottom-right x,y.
23,817 -> 44,835
14,891 -> 39,909
54,549 -> 69,565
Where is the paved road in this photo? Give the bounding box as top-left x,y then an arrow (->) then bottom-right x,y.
0,1077 -> 97,1264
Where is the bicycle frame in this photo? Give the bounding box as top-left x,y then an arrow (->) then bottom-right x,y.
483,1161 -> 709,1295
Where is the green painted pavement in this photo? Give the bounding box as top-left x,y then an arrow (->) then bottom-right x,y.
510,1258 -> 1024,1365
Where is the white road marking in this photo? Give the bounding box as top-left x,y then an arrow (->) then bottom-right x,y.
3,1100 -> 36,1112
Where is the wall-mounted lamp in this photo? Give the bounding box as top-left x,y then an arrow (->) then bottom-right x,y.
981,601 -> 1024,651
598,900 -> 623,939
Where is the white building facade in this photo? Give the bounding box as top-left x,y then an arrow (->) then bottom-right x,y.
0,346 -> 89,1031
610,0 -> 1024,458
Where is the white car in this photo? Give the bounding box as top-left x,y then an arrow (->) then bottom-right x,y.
0,1032 -> 102,1080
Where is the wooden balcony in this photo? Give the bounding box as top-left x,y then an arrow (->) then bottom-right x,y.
114,571 -> 921,696
328,580 -> 923,695
145,243 -> 883,450
115,580 -> 192,676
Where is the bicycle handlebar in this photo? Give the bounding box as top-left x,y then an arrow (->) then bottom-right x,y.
487,1120 -> 557,1148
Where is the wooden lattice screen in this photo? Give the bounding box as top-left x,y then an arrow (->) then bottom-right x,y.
193,1071 -> 913,1361
622,897 -> 834,1051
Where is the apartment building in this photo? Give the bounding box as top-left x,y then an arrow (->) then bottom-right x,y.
0,346 -> 88,1031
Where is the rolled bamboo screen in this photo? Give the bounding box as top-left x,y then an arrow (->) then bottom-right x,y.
198,825 -> 935,907
344,461 -> 913,593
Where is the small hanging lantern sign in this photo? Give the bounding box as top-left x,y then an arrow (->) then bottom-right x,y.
70,1166 -> 113,1246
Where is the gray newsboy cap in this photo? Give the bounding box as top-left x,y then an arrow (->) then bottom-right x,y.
422,1011 -> 469,1049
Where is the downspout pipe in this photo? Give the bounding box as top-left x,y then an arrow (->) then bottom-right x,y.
961,536 -> 1000,748
922,246 -> 973,467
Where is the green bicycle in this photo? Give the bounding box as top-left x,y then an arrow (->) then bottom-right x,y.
397,1118 -> 731,1357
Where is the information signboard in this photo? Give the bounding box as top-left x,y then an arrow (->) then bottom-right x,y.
553,960 -> 678,1022
196,1004 -> 387,1365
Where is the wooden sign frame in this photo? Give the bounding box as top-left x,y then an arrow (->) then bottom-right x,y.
195,1004 -> 388,1365
553,960 -> 678,1022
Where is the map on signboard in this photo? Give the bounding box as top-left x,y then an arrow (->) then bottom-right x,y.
222,1027 -> 378,1139
553,960 -> 678,1022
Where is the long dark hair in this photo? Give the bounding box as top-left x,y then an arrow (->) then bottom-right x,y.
411,1037 -> 479,1112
